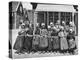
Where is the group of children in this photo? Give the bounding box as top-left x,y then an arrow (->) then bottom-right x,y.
13,20 -> 77,55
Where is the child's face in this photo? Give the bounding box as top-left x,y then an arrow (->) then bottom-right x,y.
48,28 -> 51,30
50,24 -> 53,27
42,25 -> 45,28
21,25 -> 25,29
56,25 -> 59,28
24,21 -> 29,25
70,39 -> 74,41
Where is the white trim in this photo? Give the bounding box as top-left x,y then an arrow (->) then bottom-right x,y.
58,12 -> 61,24
47,12 -> 49,26
22,2 -> 32,10
14,12 -> 16,29
16,2 -> 20,12
36,4 -> 76,12
44,12 -> 45,23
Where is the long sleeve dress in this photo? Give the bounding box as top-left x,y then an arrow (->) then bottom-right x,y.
23,27 -> 33,52
51,26 -> 60,50
39,28 -> 48,50
58,30 -> 68,50
47,29 -> 52,51
13,30 -> 26,52
67,26 -> 76,51
32,27 -> 40,50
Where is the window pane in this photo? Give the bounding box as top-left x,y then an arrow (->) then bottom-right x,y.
49,12 -> 53,24
61,12 -> 66,25
54,12 -> 58,24
37,12 -> 44,27
66,12 -> 71,25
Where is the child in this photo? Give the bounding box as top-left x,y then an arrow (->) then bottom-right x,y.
58,26 -> 68,53
67,22 -> 77,54
47,25 -> 52,52
13,23 -> 26,54
39,23 -> 48,53
23,24 -> 33,53
68,37 -> 76,54
32,23 -> 40,52
52,22 -> 60,52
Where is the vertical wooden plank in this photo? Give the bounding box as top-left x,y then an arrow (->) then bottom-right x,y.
53,12 -> 54,24
69,13 -> 71,24
65,12 -> 66,25
14,12 -> 16,29
32,10 -> 35,49
44,12 -> 45,23
32,11 -> 38,49
72,12 -> 74,23
34,11 -> 38,27
33,10 -> 35,36
47,12 -> 49,26
58,12 -> 61,24
33,11 -> 38,35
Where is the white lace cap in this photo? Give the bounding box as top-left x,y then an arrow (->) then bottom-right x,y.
41,23 -> 45,26
48,25 -> 51,28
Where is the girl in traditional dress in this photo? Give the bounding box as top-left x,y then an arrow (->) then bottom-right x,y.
23,23 -> 33,53
52,21 -> 60,52
13,23 -> 26,54
32,23 -> 40,52
62,21 -> 70,53
47,25 -> 52,52
58,26 -> 68,53
67,22 -> 76,54
39,23 -> 48,52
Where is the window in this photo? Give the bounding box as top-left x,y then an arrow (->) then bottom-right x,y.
61,12 -> 66,25
61,12 -> 72,25
65,12 -> 72,25
37,12 -> 59,28
37,12 -> 45,27
49,12 -> 53,24
37,11 -> 73,28
9,12 -> 15,29
54,12 -> 59,24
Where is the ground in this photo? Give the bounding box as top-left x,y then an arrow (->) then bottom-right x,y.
11,49 -> 78,59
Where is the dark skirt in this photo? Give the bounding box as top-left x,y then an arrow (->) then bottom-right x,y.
13,35 -> 25,50
48,38 -> 53,50
23,36 -> 33,51
38,36 -> 48,51
60,37 -> 68,50
39,37 -> 48,48
32,36 -> 40,50
9,40 -> 12,49
52,37 -> 59,50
